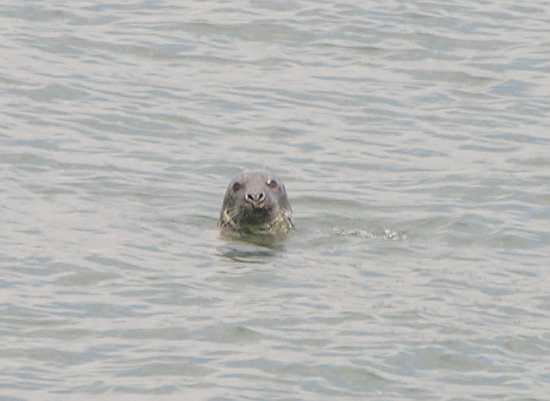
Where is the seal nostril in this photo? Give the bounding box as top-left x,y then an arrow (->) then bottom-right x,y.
245,192 -> 265,203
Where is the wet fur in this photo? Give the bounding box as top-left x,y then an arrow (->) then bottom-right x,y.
218,171 -> 294,237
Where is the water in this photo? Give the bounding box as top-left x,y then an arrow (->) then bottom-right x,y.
2,1 -> 550,400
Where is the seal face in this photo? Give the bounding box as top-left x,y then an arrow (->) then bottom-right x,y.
218,171 -> 294,237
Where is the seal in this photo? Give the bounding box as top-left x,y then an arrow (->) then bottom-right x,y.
218,171 -> 294,237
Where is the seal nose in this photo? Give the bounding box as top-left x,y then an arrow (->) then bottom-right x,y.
245,192 -> 266,205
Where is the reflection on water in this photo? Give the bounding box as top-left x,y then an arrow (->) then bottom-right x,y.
217,242 -> 282,263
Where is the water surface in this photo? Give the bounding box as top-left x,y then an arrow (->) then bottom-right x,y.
2,1 -> 550,400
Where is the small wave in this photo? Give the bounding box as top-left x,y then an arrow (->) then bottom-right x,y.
332,227 -> 407,241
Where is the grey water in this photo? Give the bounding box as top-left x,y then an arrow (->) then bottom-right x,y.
2,1 -> 550,400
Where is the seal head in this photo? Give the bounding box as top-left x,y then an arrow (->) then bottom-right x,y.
218,171 -> 294,237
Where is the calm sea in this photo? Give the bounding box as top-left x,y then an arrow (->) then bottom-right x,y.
2,1 -> 550,400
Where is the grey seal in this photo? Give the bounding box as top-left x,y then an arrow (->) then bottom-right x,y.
218,171 -> 294,237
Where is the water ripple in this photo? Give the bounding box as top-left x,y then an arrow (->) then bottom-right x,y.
2,0 -> 550,400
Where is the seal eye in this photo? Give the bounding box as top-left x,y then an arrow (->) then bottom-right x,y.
266,179 -> 278,189
232,182 -> 242,192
